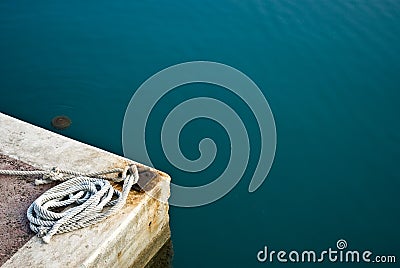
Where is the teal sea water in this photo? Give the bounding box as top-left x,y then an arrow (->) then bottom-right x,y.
1,1 -> 399,267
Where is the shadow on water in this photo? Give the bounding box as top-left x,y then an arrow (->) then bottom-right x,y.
144,239 -> 174,268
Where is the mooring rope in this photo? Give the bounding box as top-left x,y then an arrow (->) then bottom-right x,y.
0,165 -> 138,243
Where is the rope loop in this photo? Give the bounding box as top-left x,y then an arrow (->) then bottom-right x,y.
0,164 -> 139,243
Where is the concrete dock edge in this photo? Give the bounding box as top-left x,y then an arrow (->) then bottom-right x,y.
0,113 -> 171,268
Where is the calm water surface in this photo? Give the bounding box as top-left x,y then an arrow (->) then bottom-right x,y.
1,1 -> 399,267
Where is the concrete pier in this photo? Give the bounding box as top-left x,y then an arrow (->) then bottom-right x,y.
0,113 -> 171,268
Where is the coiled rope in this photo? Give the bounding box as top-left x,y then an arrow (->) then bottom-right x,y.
0,164 -> 138,243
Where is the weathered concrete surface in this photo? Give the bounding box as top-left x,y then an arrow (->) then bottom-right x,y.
0,113 -> 170,268
0,154 -> 55,265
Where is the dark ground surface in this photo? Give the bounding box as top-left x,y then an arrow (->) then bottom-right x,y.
0,154 -> 54,265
